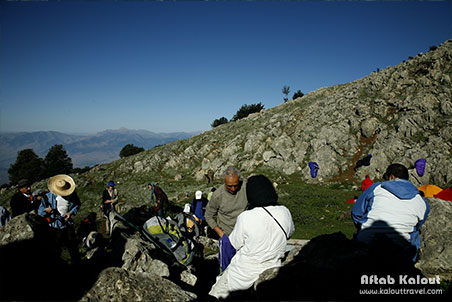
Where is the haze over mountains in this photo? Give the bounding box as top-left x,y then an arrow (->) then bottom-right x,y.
0,128 -> 198,185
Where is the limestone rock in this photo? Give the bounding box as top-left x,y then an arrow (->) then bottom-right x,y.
416,197 -> 452,280
81,267 -> 196,302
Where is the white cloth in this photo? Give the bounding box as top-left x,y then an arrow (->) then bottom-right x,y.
209,205 -> 294,298
56,195 -> 70,215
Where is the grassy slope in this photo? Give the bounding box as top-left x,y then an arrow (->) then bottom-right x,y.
0,175 -> 362,240
278,178 -> 360,239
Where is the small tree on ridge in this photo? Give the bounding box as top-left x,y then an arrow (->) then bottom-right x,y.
232,102 -> 264,121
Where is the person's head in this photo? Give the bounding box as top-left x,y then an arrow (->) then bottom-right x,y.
365,174 -> 370,179
223,166 -> 241,195
107,180 -> 115,189
47,174 -> 76,197
246,175 -> 278,210
17,179 -> 31,194
148,182 -> 154,190
195,190 -> 202,200
383,163 -> 409,181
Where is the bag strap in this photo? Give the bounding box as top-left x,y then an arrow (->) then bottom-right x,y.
262,207 -> 288,240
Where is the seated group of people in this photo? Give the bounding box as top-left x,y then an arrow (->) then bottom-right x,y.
4,162 -> 432,299
204,164 -> 430,299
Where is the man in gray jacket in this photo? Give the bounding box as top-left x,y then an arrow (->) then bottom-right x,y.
205,166 -> 248,239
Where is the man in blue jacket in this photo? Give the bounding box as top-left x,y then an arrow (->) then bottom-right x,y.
38,174 -> 81,264
352,163 -> 429,261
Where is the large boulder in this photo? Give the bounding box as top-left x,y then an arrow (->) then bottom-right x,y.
0,213 -> 87,301
80,267 -> 197,302
416,197 -> 452,280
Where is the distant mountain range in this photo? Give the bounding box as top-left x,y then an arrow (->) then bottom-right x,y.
0,128 -> 199,185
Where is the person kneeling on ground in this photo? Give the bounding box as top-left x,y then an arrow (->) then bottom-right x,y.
209,174 -> 295,299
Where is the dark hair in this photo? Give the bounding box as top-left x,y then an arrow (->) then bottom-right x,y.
384,163 -> 409,180
246,175 -> 278,210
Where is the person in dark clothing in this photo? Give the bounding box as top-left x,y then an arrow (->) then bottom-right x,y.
101,181 -> 118,236
10,179 -> 34,217
148,183 -> 168,218
191,190 -> 209,234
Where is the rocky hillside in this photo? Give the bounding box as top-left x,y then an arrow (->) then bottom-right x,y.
1,39 -> 451,214
103,39 -> 451,187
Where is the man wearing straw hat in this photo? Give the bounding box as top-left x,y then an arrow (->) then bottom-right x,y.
38,174 -> 81,264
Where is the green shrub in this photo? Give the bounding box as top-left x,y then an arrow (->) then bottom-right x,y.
119,144 -> 145,158
292,90 -> 304,99
232,102 -> 264,121
211,117 -> 228,128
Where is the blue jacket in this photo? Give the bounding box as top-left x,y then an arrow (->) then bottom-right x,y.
38,192 -> 80,229
352,179 -> 429,254
190,198 -> 207,221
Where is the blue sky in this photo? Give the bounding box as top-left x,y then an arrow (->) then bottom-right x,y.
1,0 -> 451,134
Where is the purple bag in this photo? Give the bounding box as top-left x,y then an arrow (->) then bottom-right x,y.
219,234 -> 236,271
415,159 -> 426,177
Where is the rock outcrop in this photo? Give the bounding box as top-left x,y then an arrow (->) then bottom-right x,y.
416,197 -> 452,280
0,210 -> 202,301
81,267 -> 196,302
74,39 -> 452,206
0,213 -> 86,301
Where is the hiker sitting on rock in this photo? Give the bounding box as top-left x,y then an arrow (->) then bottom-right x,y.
352,163 -> 430,261
209,174 -> 295,299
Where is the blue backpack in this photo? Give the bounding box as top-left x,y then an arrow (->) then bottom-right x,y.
309,162 -> 319,178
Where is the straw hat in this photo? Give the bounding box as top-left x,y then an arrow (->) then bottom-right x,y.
48,174 -> 76,196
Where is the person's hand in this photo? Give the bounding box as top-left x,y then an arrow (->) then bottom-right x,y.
214,226 -> 224,238
44,207 -> 53,214
63,212 -> 71,221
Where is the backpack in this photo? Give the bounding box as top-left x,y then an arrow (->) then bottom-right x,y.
143,215 -> 198,265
